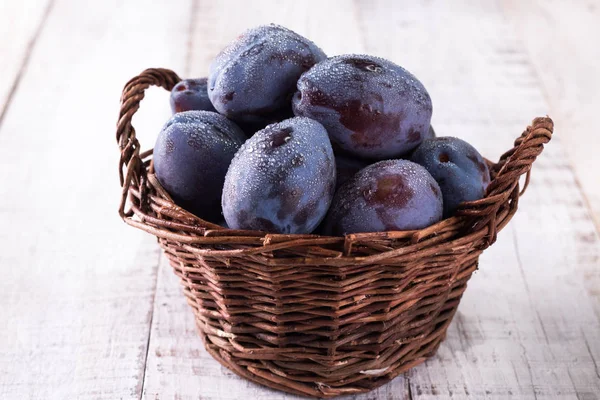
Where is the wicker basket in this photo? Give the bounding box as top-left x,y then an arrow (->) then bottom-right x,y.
116,68 -> 553,398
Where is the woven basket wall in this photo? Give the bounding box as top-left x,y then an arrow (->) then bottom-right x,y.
116,68 -> 553,398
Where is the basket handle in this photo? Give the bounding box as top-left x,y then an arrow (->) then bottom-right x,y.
116,68 -> 181,218
457,116 -> 553,244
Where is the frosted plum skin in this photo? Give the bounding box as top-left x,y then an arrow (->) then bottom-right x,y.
222,117 -> 336,234
324,159 -> 443,235
153,111 -> 246,222
410,137 -> 491,217
208,24 -> 326,125
170,78 -> 217,114
293,54 -> 432,159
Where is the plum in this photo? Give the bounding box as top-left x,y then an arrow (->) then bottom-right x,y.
293,54 -> 432,160
324,159 -> 443,235
208,24 -> 326,125
222,117 -> 335,234
410,137 -> 491,217
153,111 -> 246,221
335,154 -> 370,190
170,78 -> 216,113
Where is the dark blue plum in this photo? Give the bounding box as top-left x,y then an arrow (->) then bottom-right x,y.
293,54 -> 432,160
208,24 -> 326,125
153,111 -> 246,221
335,154 -> 370,190
170,78 -> 216,114
222,117 -> 335,234
410,137 -> 491,218
324,159 -> 443,235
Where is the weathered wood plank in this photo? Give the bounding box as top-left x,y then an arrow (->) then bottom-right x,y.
502,0 -> 600,232
0,0 -> 190,398
0,0 -> 52,122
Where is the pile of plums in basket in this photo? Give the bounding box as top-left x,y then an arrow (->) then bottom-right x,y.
154,24 -> 491,235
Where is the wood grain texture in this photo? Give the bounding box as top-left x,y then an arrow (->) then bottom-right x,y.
0,0 -> 52,123
0,0 -> 189,398
141,0 -> 600,399
502,0 -> 600,232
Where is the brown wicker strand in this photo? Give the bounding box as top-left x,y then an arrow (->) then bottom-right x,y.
116,68 -> 181,218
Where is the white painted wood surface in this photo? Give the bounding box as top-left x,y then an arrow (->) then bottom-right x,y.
0,0 -> 598,399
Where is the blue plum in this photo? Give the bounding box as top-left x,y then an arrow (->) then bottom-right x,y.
324,159 -> 443,235
410,137 -> 491,217
153,111 -> 246,221
170,78 -> 216,114
208,24 -> 326,125
293,54 -> 432,160
222,117 -> 335,234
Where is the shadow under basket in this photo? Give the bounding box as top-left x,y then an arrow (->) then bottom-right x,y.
116,68 -> 553,398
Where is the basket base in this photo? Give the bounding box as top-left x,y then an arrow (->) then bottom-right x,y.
195,320 -> 449,398
166,242 -> 476,398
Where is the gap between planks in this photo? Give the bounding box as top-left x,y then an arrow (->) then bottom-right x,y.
138,250 -> 162,400
0,0 -> 55,129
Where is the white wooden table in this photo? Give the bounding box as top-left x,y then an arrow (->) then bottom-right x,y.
1,1 -> 599,399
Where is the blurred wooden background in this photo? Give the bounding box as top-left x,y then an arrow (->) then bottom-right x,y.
0,0 -> 599,399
